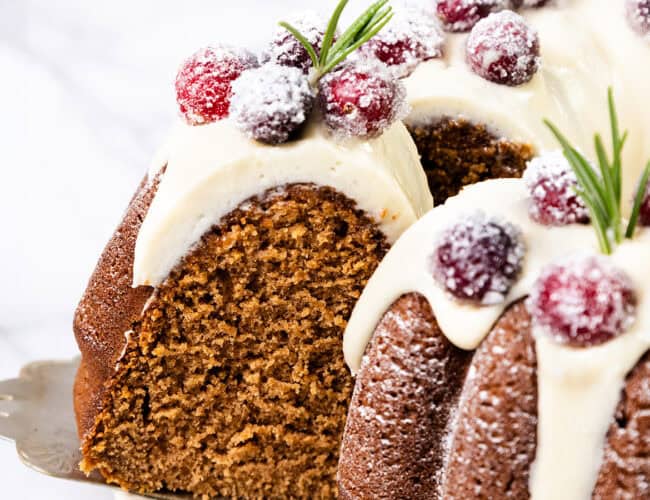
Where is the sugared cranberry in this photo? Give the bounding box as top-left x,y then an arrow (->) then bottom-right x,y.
466,10 -> 540,86
626,0 -> 650,37
527,255 -> 637,347
175,45 -> 258,125
359,7 -> 445,78
267,12 -> 327,72
318,61 -> 408,139
230,64 -> 314,144
436,0 -> 515,32
432,212 -> 525,305
523,151 -> 589,226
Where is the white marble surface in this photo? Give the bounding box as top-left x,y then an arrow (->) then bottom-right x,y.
0,0 -> 342,497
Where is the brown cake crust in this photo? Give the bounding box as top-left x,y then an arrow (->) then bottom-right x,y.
442,301 -> 537,499
77,184 -> 388,498
74,173 -> 160,438
593,350 -> 650,498
338,293 -> 472,499
340,296 -> 650,498
407,118 -> 534,204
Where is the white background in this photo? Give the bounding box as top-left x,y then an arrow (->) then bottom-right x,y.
0,0 -> 360,497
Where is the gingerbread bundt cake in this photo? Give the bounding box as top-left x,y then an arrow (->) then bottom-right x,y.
72,0 -> 650,497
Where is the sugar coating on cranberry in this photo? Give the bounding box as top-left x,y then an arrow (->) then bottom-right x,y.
432,212 -> 525,305
626,0 -> 650,37
267,12 -> 328,72
175,45 -> 258,125
318,61 -> 408,139
359,7 -> 445,78
466,10 -> 541,86
523,151 -> 590,226
436,0 -> 515,33
230,64 -> 314,144
527,255 -> 637,347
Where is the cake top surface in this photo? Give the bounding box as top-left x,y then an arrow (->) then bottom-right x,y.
133,0 -> 440,287
405,0 -> 650,203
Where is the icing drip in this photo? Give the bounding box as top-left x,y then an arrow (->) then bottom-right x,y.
134,118 -> 431,287
343,179 -> 650,499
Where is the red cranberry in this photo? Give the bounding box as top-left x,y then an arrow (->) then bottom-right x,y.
466,10 -> 541,86
523,151 -> 589,226
318,62 -> 408,139
626,0 -> 650,37
175,45 -> 258,125
267,12 -> 327,72
436,0 -> 515,33
230,64 -> 314,144
359,7 -> 445,78
432,213 -> 525,305
528,255 -> 637,347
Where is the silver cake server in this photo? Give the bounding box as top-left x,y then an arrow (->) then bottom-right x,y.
0,357 -> 185,499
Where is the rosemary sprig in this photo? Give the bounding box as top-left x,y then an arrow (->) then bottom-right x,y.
544,88 -> 650,254
279,0 -> 394,83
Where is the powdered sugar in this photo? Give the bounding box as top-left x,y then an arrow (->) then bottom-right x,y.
318,60 -> 409,139
359,6 -> 445,78
626,0 -> 650,38
266,11 -> 328,72
436,0 -> 515,32
523,150 -> 590,226
527,254 -> 637,347
230,64 -> 314,144
432,212 -> 525,305
175,45 -> 258,125
466,10 -> 541,86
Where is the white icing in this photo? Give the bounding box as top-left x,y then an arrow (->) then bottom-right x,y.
133,118 -> 432,287
343,179 -> 650,499
405,0 -> 650,205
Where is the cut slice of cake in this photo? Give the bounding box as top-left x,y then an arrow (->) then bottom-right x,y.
73,3 -> 432,497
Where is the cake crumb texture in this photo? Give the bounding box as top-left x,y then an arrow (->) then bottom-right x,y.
408,118 -> 534,204
80,184 -> 388,499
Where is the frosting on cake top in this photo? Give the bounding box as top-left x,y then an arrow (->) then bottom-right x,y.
133,118 -> 432,287
405,0 -> 650,204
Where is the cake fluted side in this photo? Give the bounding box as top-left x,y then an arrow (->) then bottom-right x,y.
341,293 -> 650,498
73,172 -> 161,439
338,293 -> 472,498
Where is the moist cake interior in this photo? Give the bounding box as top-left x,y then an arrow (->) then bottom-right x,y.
79,184 -> 388,498
407,118 -> 535,204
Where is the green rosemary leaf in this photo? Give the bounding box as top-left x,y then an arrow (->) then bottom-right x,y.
545,120 -> 608,212
278,22 -> 319,68
319,0 -> 349,66
626,161 -> 650,238
608,87 -> 626,205
321,11 -> 393,74
327,0 -> 388,65
355,5 -> 391,41
594,134 -> 621,242
567,148 -> 610,227
615,130 -> 629,204
575,187 -> 613,254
